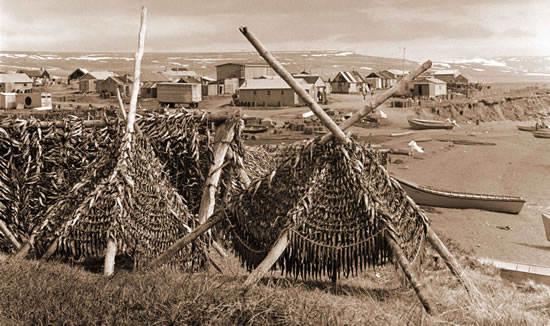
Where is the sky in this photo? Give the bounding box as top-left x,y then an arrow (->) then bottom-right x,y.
1,0 -> 549,61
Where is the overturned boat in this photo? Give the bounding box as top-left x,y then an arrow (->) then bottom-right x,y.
533,130 -> 550,139
408,118 -> 454,130
395,177 -> 525,214
516,125 -> 537,132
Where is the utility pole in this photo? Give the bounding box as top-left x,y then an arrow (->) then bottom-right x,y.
402,47 -> 406,80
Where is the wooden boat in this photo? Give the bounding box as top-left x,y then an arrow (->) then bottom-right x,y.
516,125 -> 536,132
408,118 -> 454,130
478,258 -> 550,286
394,177 -> 525,214
243,125 -> 268,134
533,130 -> 550,138
542,213 -> 550,242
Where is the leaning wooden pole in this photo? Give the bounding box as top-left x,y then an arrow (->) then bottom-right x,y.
244,230 -> 289,287
239,26 -> 349,144
0,220 -> 21,250
319,60 -> 432,144
385,231 -> 435,314
149,211 -> 225,268
104,6 -> 147,277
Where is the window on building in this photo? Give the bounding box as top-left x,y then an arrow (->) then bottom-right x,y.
267,90 -> 271,96
281,90 -> 284,95
253,90 -> 257,96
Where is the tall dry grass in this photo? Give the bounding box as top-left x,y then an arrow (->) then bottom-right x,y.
1,253 -> 550,325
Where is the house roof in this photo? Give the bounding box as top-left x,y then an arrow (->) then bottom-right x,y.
215,62 -> 270,68
335,71 -> 365,84
0,73 -> 33,83
162,70 -> 198,80
294,75 -> 323,85
414,77 -> 446,84
104,76 -> 130,85
83,71 -> 117,80
141,72 -> 172,83
19,69 -> 43,78
177,76 -> 201,84
239,78 -> 312,90
434,69 -> 459,76
141,82 -> 158,88
69,68 -> 89,76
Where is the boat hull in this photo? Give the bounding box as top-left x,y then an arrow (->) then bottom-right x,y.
479,258 -> 550,286
243,126 -> 268,134
408,119 -> 453,130
533,131 -> 550,138
516,125 -> 536,132
395,178 -> 525,214
542,213 -> 550,242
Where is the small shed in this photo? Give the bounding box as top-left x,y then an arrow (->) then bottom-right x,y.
293,74 -> 329,103
413,77 -> 447,98
0,73 -> 33,93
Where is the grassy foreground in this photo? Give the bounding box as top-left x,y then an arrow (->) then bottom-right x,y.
1,253 -> 550,325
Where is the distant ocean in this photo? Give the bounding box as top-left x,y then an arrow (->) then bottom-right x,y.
1,51 -> 549,83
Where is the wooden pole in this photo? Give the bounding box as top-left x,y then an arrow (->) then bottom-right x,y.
384,232 -> 436,315
197,118 -> 238,225
149,211 -> 225,268
116,88 -> 127,121
13,233 -> 35,260
41,238 -> 59,260
226,148 -> 251,187
0,220 -> 21,250
319,60 -> 432,144
104,238 -> 117,276
244,230 -> 289,287
126,6 -> 147,134
239,26 -> 349,144
426,226 -> 483,300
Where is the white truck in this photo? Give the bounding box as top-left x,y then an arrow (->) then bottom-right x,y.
157,83 -> 202,108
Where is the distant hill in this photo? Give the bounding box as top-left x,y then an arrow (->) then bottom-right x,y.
1,51 -> 549,84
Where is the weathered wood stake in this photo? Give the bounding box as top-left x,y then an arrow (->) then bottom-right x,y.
243,230 -> 289,287
384,232 -> 435,314
104,238 -> 117,276
0,220 -> 21,250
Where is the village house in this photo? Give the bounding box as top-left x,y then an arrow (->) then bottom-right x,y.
139,72 -> 172,98
0,73 -> 33,93
18,69 -> 51,85
378,70 -> 398,88
412,77 -> 447,98
364,72 -> 383,89
433,70 -> 460,83
68,68 -> 89,84
292,73 -> 330,103
79,71 -> 116,93
96,76 -> 133,97
330,71 -> 369,94
237,78 -> 314,107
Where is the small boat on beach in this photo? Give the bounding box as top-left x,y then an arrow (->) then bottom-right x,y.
478,258 -> 550,286
533,130 -> 550,138
394,177 -> 525,214
243,125 -> 268,134
542,213 -> 550,241
408,118 -> 454,130
516,125 -> 536,132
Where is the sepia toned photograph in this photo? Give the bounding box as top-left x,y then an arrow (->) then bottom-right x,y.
1,1 -> 549,324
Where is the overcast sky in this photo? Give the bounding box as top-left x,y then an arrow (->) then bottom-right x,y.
1,0 -> 548,61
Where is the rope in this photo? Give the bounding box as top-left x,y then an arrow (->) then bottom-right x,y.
289,227 -> 387,250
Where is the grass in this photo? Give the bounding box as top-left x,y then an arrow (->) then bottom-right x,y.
1,251 -> 550,325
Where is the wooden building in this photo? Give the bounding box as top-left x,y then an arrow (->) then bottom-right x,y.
0,73 -> 33,93
79,71 -> 116,93
433,70 -> 460,83
216,63 -> 275,82
293,73 -> 329,103
330,71 -> 368,94
379,71 -> 397,88
365,72 -> 383,89
18,69 -> 51,85
97,76 -> 132,97
412,77 -> 447,98
237,78 -> 314,107
68,68 -> 89,84
139,72 -> 172,98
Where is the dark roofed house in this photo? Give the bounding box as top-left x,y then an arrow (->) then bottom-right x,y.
330,71 -> 369,94
140,72 -> 173,98
68,68 -> 89,84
